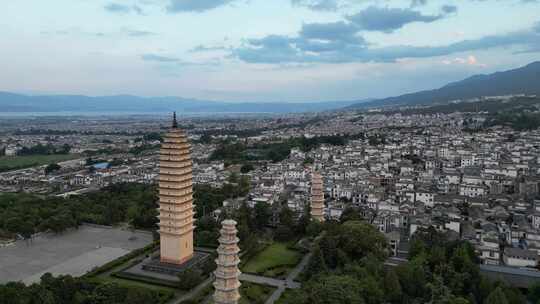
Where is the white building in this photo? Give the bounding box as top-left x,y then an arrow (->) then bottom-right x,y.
503,247 -> 538,268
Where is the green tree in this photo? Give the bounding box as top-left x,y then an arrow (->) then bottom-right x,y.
528,282 -> 540,303
305,245 -> 327,279
303,157 -> 314,165
319,233 -> 340,269
59,144 -> 72,154
254,202 -> 271,230
295,205 -> 311,235
396,258 -> 427,300
92,282 -> 127,303
358,276 -> 384,304
383,269 -> 402,304
279,205 -> 295,228
306,220 -> 323,237
240,163 -> 254,173
238,175 -> 251,196
274,225 -> 294,242
501,285 -> 526,304
124,287 -> 158,304
304,275 -> 365,304
340,207 -> 363,223
178,268 -> 204,290
485,287 -> 509,304
199,133 -> 212,144
45,163 -> 61,175
338,221 -> 388,261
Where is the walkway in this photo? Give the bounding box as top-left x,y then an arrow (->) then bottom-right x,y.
239,273 -> 300,289
239,252 -> 311,304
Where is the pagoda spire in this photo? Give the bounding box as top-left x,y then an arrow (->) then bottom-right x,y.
172,112 -> 178,129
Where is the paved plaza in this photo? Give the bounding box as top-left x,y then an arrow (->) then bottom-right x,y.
0,225 -> 153,284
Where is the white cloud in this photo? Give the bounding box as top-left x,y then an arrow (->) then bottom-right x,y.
442,55 -> 487,67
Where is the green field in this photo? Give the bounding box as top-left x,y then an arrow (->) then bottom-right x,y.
242,242 -> 302,278
0,154 -> 79,172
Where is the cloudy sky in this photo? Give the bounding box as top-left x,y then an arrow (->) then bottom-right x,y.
1,0 -> 539,102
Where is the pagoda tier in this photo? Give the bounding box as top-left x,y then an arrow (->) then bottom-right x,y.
159,122 -> 195,265
311,172 -> 325,222
214,220 -> 241,304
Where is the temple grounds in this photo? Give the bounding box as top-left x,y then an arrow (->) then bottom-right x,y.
242,242 -> 303,279
0,224 -> 152,284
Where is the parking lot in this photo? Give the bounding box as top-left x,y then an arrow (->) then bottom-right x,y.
0,225 -> 153,284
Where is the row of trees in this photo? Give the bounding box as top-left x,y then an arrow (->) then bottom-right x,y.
209,135 -> 351,165
17,143 -> 71,156
484,112 -> 540,131
1,174 -> 253,242
0,183 -> 158,239
0,273 -> 170,304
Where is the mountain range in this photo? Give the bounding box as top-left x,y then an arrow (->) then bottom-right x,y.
348,61 -> 540,109
1,61 -> 539,114
0,92 -> 361,114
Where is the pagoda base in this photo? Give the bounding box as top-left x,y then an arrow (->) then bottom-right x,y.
118,249 -> 212,284
142,251 -> 209,276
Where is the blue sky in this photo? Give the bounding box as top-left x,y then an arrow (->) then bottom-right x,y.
1,0 -> 539,102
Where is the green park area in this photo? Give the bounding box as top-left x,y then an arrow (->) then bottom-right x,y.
240,282 -> 276,304
184,281 -> 276,304
242,242 -> 302,278
0,154 -> 79,172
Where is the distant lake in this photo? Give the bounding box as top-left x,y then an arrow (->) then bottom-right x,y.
0,111 -> 274,118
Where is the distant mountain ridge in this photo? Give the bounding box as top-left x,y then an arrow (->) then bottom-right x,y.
348,61 -> 540,109
0,92 -> 363,114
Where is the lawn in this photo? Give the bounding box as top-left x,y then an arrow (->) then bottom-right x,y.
240,282 -> 276,304
0,154 -> 79,172
242,242 -> 302,278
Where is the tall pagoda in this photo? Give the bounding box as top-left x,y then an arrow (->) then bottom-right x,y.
213,220 -> 241,304
158,112 -> 195,265
310,171 -> 325,222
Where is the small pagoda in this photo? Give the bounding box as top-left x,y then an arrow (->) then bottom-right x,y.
213,220 -> 241,304
310,171 -> 325,222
